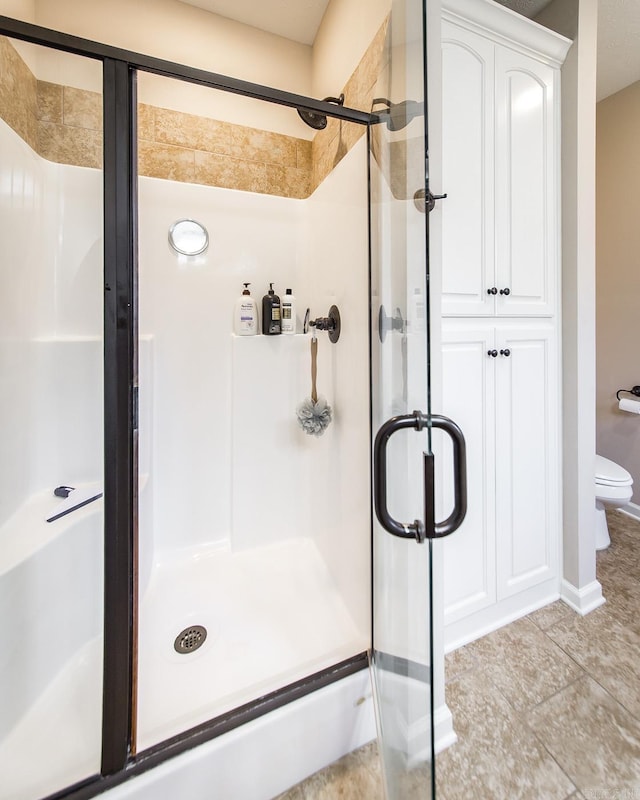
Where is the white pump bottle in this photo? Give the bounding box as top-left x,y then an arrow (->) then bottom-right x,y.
234,283 -> 259,335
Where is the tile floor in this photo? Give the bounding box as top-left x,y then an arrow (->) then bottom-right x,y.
276,510 -> 640,799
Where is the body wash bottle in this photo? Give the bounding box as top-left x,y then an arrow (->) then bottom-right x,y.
281,288 -> 296,334
234,283 -> 259,335
262,283 -> 281,335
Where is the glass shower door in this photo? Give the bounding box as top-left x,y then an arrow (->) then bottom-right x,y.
0,37 -> 105,800
369,0 -> 466,797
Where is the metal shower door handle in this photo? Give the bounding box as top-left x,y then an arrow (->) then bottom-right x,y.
430,414 -> 467,537
373,410 -> 467,542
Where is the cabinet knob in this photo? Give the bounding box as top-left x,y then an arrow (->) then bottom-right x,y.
487,287 -> 498,295
500,349 -> 511,357
499,287 -> 511,296
487,349 -> 498,358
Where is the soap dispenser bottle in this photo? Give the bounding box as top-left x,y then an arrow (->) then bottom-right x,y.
281,288 -> 296,334
234,282 -> 259,336
262,283 -> 281,335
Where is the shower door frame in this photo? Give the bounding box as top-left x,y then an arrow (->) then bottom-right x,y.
0,14 -> 375,800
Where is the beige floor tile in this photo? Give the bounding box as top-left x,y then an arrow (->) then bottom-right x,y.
528,675 -> 640,796
598,514 -> 640,577
545,605 -> 640,717
527,599 -> 575,631
273,513 -> 640,799
444,644 -> 478,683
275,742 -> 383,800
463,617 -> 584,712
606,509 -> 640,539
437,668 -> 575,800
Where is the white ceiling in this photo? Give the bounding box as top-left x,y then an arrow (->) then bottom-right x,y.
178,0 -> 329,46
180,0 -> 640,101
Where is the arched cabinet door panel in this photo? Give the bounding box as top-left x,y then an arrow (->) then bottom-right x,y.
495,48 -> 559,318
441,22 -> 495,317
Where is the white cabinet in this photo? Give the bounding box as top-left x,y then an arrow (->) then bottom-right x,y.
440,323 -> 497,624
441,10 -> 563,318
439,0 -> 570,649
494,325 -> 560,601
494,47 -> 558,317
440,321 -> 559,634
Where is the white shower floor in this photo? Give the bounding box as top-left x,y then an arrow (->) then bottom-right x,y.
136,537 -> 368,751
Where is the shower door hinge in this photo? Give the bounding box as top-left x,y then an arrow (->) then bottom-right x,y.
131,386 -> 139,431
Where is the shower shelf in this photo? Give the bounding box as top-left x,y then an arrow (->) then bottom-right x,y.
230,332 -> 310,338
0,474 -> 148,576
0,486 -> 103,576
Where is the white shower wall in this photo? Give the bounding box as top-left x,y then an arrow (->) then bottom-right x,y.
0,117 -> 103,524
135,135 -> 372,747
138,138 -> 371,633
138,178 -> 305,555
0,116 -> 105,799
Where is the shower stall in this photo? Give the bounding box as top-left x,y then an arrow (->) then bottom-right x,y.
0,1 -> 465,798
134,74 -> 372,750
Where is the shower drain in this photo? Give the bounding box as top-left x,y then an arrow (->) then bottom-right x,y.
174,625 -> 207,654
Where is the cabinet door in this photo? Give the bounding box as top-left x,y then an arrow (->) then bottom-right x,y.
440,322 -> 497,623
494,324 -> 558,599
441,22 -> 495,316
494,48 -> 558,317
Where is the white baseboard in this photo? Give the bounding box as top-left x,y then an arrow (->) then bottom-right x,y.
403,701 -> 457,768
444,583 -> 560,653
560,578 -> 605,616
434,702 -> 457,754
619,501 -> 640,522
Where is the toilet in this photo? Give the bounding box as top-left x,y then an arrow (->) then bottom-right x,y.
595,454 -> 634,550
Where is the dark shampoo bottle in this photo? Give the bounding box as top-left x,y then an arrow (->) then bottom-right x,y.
262,283 -> 282,335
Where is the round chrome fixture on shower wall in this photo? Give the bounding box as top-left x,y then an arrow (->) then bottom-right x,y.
168,219 -> 209,256
174,625 -> 207,654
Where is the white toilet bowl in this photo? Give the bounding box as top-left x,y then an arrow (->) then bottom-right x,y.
595,454 -> 633,550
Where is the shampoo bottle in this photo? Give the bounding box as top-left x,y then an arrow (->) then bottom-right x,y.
234,283 -> 259,335
262,283 -> 281,335
281,288 -> 296,334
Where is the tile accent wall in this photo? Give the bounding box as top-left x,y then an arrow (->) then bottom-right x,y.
0,22 -> 388,198
37,82 -> 103,168
311,20 -> 388,191
0,36 -> 38,151
137,103 -> 313,199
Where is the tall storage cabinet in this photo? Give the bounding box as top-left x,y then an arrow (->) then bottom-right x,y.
439,0 -> 571,650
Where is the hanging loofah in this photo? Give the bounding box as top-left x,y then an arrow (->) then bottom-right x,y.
296,336 -> 332,436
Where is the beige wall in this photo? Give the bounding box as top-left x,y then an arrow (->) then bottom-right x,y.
312,0 -> 389,102
596,80 -> 640,502
0,0 -> 33,21
0,0 -> 313,137
38,0 -> 311,95
0,0 -> 394,144
0,0 -> 392,128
